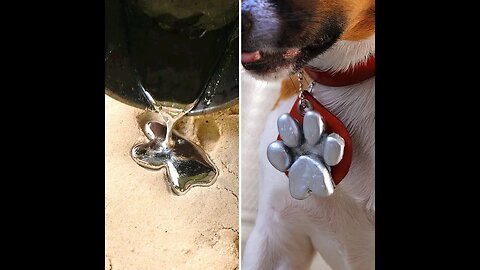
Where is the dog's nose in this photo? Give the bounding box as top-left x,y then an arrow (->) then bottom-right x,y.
242,11 -> 253,39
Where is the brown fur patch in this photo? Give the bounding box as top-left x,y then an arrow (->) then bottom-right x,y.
266,0 -> 375,111
272,75 -> 310,110
272,78 -> 298,110
340,0 -> 375,41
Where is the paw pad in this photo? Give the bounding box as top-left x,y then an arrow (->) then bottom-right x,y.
267,111 -> 345,200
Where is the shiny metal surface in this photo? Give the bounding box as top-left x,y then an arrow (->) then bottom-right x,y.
288,155 -> 335,200
277,113 -> 302,148
131,122 -> 218,195
267,141 -> 293,172
106,0 -> 236,195
296,98 -> 313,116
323,133 -> 345,166
303,111 -> 325,145
267,110 -> 345,199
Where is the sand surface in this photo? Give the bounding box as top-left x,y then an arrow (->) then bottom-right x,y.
105,95 -> 239,270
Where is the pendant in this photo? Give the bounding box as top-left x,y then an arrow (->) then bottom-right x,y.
267,89 -> 352,200
132,121 -> 218,195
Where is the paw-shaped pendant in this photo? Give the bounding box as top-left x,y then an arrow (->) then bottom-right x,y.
131,121 -> 218,195
267,111 -> 345,200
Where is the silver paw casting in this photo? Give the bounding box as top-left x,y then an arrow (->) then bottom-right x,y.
267,110 -> 345,200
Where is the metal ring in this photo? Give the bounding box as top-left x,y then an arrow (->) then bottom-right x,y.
297,97 -> 313,116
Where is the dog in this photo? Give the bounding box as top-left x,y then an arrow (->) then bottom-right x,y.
241,0 -> 375,269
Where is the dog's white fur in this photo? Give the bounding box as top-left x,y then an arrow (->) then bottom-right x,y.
243,36 -> 375,270
308,34 -> 375,72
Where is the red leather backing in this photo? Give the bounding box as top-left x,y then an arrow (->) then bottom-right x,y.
278,91 -> 352,185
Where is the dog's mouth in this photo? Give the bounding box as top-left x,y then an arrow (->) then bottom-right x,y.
241,48 -> 303,74
241,35 -> 338,76
241,48 -> 301,64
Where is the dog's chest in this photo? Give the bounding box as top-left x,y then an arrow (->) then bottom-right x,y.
309,78 -> 375,206
311,78 -> 375,156
260,76 -> 375,223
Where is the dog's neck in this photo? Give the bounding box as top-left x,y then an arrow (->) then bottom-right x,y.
304,34 -> 375,131
305,34 -> 375,129
306,34 -> 375,212
307,34 -> 375,73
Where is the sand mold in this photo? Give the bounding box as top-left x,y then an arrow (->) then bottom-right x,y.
105,95 -> 238,270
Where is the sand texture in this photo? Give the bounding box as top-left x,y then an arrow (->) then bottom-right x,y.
105,95 -> 239,270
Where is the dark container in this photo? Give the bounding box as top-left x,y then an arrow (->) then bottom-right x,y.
105,0 -> 238,115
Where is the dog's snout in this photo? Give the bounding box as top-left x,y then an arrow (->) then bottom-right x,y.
242,11 -> 253,40
241,0 -> 281,52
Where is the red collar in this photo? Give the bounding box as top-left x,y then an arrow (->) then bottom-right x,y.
304,54 -> 375,87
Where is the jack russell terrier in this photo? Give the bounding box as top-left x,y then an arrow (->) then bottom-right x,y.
241,0 -> 375,269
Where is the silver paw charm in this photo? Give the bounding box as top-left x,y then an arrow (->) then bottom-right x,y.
267,111 -> 345,200
131,121 -> 218,195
